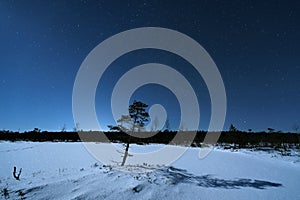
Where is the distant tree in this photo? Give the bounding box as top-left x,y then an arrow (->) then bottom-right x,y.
165,118 -> 170,131
267,127 -> 275,133
33,128 -> 41,133
61,124 -> 67,132
248,129 -> 252,132
120,100 -> 149,166
179,122 -> 185,132
73,123 -> 80,132
107,125 -> 120,131
292,124 -> 299,133
150,116 -> 160,131
229,124 -> 238,132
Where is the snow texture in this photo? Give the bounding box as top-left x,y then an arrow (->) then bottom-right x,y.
0,142 -> 299,199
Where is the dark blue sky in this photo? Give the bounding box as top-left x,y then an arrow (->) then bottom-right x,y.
0,0 -> 299,132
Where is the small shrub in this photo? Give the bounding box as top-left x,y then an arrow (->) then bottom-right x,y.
2,187 -> 9,199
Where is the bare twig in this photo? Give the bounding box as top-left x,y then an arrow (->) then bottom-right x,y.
13,166 -> 22,181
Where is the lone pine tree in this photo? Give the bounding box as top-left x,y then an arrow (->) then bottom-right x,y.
119,100 -> 149,166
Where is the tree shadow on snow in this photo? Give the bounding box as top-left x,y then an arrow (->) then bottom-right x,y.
160,167 -> 282,189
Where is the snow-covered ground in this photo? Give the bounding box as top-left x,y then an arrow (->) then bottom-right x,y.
0,142 -> 299,199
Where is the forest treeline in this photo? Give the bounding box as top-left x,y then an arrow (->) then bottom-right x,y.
0,130 -> 299,147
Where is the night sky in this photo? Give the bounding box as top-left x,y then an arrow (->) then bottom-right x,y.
1,0 -> 299,132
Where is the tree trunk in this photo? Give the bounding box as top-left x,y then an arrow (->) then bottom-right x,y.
121,142 -> 130,166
